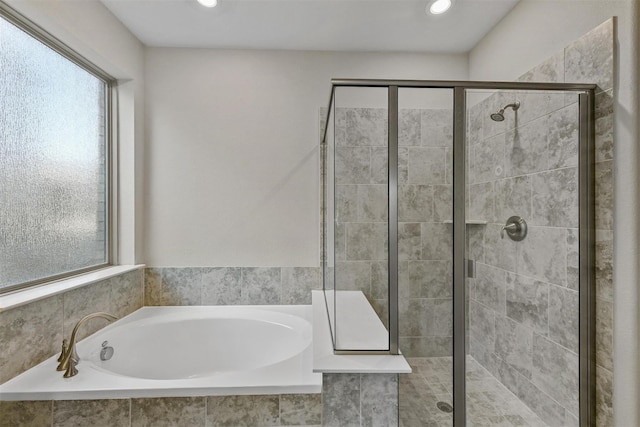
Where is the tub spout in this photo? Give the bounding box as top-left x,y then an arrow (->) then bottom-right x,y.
57,312 -> 118,378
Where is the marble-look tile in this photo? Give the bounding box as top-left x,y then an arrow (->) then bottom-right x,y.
357,185 -> 388,222
361,374 -> 399,427
595,90 -> 614,162
564,18 -> 614,92
407,147 -> 446,185
335,147 -> 370,185
371,146 -> 389,185
201,267 -> 242,305
398,336 -> 452,358
494,175 -> 531,223
469,300 -> 495,350
335,107 -> 387,147
504,116 -> 549,177
516,91 -> 566,128
63,279 -> 113,340
467,102 -> 484,146
53,399 -> 129,427
131,397 -> 205,427
532,334 -> 579,416
595,229 -> 613,301
322,373 -> 360,427
206,395 -> 279,427
474,263 -> 506,314
0,401 -> 52,427
0,295 -> 62,384
484,224 -> 518,272
399,223 -> 421,261
566,229 -> 579,291
408,260 -> 452,299
144,268 -> 163,306
548,104 -> 579,169
467,225 -> 485,264
421,223 -> 451,261
371,261 -> 388,299
494,316 -> 533,379
336,185 -> 358,222
517,50 -> 564,84
595,160 -> 613,230
399,109 -> 421,147
517,226 -> 566,287
564,411 -> 580,427
399,185 -> 433,222
432,185 -> 452,222
346,223 -> 387,261
548,285 -> 579,353
335,261 -> 371,294
398,147 -> 409,185
596,298 -> 613,371
495,359 -> 566,427
335,223 -> 346,261
157,268 -> 203,306
281,267 -> 319,305
280,394 -> 322,426
471,133 -> 505,183
505,273 -> 549,335
421,109 -> 453,147
109,270 -> 143,319
531,167 -> 579,228
241,267 -> 281,304
469,182 -> 494,223
595,366 -> 613,427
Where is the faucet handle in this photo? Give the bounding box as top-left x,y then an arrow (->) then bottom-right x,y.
63,356 -> 78,378
57,339 -> 68,363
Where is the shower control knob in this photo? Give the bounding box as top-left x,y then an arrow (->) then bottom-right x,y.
500,216 -> 527,241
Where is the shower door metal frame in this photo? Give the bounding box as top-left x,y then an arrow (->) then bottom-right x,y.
322,79 -> 596,427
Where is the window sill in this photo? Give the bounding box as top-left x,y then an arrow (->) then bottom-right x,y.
0,265 -> 145,312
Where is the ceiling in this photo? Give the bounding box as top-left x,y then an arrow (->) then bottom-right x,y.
101,0 -> 520,53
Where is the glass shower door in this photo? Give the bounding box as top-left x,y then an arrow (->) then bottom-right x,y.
464,88 -> 583,426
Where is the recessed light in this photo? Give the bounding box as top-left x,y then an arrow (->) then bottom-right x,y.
197,0 -> 218,8
428,0 -> 452,15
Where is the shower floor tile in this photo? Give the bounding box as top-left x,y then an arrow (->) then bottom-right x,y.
399,356 -> 548,427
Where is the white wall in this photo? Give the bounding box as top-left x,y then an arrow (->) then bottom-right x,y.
469,1 -> 640,425
144,49 -> 467,267
4,0 -> 146,265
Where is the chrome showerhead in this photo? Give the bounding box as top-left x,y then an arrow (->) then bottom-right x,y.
490,101 -> 520,122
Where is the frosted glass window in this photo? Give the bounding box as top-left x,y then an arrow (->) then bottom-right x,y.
0,16 -> 109,291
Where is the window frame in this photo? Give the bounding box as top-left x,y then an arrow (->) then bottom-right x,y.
0,3 -> 117,294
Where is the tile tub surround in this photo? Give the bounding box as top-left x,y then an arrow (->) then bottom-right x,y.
467,19 -> 614,425
144,266 -> 321,306
0,393 -> 323,427
0,376 -> 400,426
0,268 -> 144,386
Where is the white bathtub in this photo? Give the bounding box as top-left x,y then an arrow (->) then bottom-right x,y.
0,305 -> 321,400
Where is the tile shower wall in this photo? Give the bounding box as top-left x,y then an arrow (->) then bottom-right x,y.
333,106 -> 453,357
467,19 -> 614,426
